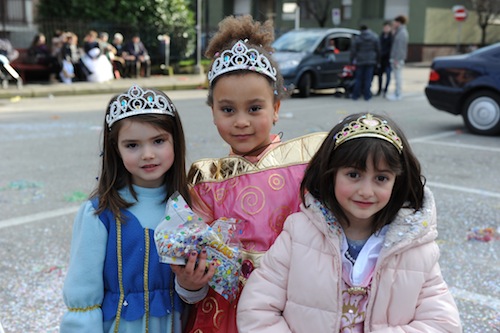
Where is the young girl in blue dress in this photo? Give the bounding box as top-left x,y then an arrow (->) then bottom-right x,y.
60,85 -> 205,332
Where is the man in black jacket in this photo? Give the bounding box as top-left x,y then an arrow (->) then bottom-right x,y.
350,24 -> 380,101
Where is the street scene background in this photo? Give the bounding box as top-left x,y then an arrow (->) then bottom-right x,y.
0,67 -> 499,332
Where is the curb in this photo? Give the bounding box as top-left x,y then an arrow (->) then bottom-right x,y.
0,75 -> 208,100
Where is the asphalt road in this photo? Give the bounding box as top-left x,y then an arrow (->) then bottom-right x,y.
1,73 -> 499,332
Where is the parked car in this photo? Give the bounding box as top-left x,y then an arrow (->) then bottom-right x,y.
425,43 -> 500,135
272,28 -> 359,97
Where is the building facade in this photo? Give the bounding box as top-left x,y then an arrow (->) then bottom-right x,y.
2,0 -> 500,61
201,0 -> 500,62
1,0 -> 38,47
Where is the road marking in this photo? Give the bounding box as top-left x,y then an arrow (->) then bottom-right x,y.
409,131 -> 458,142
427,181 -> 500,198
0,206 -> 79,230
411,134 -> 500,152
450,287 -> 500,312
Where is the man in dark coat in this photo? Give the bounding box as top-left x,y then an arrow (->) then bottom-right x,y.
350,24 -> 381,101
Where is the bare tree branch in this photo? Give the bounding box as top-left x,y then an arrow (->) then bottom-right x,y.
299,0 -> 336,27
468,0 -> 500,45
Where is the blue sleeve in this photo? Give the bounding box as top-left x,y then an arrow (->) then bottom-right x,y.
60,201 -> 107,333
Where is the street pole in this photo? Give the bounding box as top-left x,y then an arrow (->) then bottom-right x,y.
1,0 -> 6,36
295,6 -> 300,29
195,0 -> 203,74
456,21 -> 462,53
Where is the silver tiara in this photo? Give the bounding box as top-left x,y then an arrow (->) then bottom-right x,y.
106,85 -> 176,128
207,40 -> 277,85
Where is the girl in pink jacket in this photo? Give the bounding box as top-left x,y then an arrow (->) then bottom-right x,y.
238,113 -> 462,333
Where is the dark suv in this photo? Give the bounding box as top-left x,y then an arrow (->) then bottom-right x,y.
272,28 -> 359,97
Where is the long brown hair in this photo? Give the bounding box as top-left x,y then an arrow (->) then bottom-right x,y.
300,112 -> 425,233
91,88 -> 190,221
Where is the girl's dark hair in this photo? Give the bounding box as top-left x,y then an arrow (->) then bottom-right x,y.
91,88 -> 190,221
204,14 -> 289,106
300,112 -> 425,233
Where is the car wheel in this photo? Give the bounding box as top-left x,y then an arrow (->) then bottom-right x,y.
298,73 -> 312,98
462,91 -> 500,135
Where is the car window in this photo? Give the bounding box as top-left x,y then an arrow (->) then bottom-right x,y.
273,30 -> 325,52
335,37 -> 352,52
317,36 -> 353,53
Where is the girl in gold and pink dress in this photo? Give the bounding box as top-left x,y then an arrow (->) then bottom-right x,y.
169,15 -> 326,333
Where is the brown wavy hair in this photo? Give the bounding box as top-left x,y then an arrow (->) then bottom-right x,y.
300,112 -> 425,233
205,14 -> 289,106
91,87 -> 190,221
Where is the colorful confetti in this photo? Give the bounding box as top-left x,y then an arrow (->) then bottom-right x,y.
154,192 -> 242,301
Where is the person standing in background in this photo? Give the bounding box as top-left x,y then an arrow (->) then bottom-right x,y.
376,21 -> 392,97
387,15 -> 409,101
111,32 -> 127,78
350,24 -> 380,101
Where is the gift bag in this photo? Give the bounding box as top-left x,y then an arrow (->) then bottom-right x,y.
154,192 -> 243,301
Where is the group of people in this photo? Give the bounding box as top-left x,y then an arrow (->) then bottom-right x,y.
60,14 -> 462,333
350,15 -> 409,101
23,30 -> 151,84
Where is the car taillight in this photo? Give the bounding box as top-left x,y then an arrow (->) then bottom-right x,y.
429,69 -> 440,82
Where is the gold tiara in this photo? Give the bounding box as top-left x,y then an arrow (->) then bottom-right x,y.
207,40 -> 277,85
334,114 -> 403,153
106,85 -> 176,128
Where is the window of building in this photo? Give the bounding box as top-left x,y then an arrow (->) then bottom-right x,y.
384,0 -> 409,20
361,0 -> 384,19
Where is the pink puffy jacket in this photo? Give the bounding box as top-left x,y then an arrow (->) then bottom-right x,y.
237,188 -> 462,333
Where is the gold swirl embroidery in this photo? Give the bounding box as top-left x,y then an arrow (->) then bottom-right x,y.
198,183 -> 211,196
227,177 -> 239,188
237,186 -> 265,215
268,173 -> 285,190
269,205 -> 292,233
67,304 -> 101,312
201,296 -> 225,329
214,187 -> 226,202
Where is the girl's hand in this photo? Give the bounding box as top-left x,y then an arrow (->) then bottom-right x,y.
171,249 -> 216,291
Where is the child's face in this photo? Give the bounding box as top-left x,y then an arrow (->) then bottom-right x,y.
334,156 -> 396,227
211,72 -> 280,157
117,119 -> 174,188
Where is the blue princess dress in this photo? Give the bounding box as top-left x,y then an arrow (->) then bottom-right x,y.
61,185 -> 197,333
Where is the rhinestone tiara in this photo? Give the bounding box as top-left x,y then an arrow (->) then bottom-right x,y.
334,114 -> 403,153
106,85 -> 176,128
207,40 -> 277,85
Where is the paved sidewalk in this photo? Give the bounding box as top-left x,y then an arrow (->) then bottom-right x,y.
0,64 -> 430,100
0,73 -> 208,99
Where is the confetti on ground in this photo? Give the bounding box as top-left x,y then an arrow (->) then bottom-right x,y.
467,227 -> 500,242
0,180 -> 43,191
64,191 -> 87,202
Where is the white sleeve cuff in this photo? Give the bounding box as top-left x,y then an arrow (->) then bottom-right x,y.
174,277 -> 209,304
